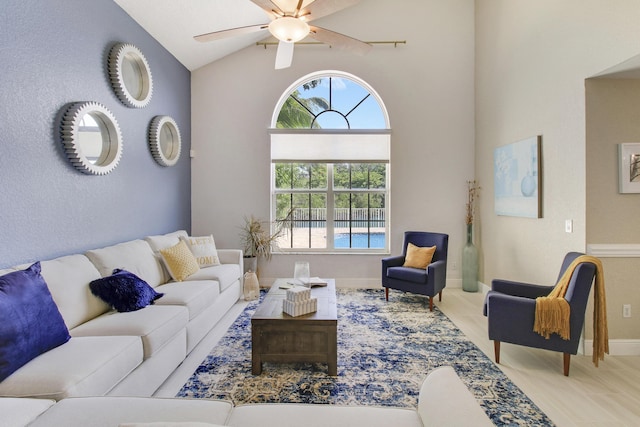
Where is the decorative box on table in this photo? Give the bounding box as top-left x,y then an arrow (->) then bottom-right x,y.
283,286 -> 317,317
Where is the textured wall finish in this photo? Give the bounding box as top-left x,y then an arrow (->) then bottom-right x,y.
0,0 -> 191,268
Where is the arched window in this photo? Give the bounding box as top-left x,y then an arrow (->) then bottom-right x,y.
271,71 -> 390,253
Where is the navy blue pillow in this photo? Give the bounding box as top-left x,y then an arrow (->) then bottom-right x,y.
0,262 -> 71,381
89,269 -> 163,313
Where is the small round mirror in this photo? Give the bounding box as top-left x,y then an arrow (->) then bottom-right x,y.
149,116 -> 181,166
109,43 -> 153,108
61,102 -> 123,175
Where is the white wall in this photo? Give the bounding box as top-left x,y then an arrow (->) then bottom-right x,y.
191,0 -> 475,286
475,0 -> 640,342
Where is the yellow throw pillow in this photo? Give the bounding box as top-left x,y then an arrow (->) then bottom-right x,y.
160,240 -> 200,282
403,243 -> 436,269
180,235 -> 220,268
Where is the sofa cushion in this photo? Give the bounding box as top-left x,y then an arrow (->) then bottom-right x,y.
90,269 -> 164,312
70,305 -> 188,359
0,336 -> 142,400
0,397 -> 56,426
86,240 -> 165,288
386,266 -> 428,284
228,404 -> 422,427
154,281 -> 220,320
181,235 -> 221,267
28,397 -> 233,427
160,241 -> 200,282
39,254 -> 108,330
0,262 -> 71,382
144,230 -> 189,252
187,264 -> 240,292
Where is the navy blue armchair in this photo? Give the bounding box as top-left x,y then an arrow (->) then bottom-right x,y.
483,252 -> 597,376
381,231 -> 449,311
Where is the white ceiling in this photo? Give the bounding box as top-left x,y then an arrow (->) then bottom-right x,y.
114,0 -> 332,71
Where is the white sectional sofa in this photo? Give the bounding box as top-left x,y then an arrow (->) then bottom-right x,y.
0,230 -> 243,401
2,366 -> 494,426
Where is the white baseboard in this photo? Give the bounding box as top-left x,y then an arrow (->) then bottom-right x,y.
583,339 -> 640,356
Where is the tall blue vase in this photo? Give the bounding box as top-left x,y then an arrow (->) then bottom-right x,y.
462,223 -> 479,292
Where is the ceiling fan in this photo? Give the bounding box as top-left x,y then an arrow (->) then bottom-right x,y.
194,0 -> 372,69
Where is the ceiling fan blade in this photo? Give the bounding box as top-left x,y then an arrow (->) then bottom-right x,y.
250,0 -> 284,18
275,40 -> 295,69
301,0 -> 361,22
194,24 -> 268,43
308,25 -> 372,55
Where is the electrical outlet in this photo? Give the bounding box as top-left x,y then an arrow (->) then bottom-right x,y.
623,304 -> 631,318
451,261 -> 458,271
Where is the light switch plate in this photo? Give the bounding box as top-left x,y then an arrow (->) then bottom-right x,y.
565,219 -> 573,233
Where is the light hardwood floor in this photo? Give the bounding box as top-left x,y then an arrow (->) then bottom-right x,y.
439,289 -> 640,427
155,288 -> 640,427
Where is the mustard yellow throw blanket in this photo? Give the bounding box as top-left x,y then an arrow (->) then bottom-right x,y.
533,255 -> 608,367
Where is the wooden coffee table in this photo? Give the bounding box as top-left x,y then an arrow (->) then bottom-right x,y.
251,278 -> 337,376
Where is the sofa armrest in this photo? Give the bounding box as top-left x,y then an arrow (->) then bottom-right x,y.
491,279 -> 553,299
418,366 -> 493,427
426,259 -> 446,290
217,249 -> 243,266
382,255 -> 405,269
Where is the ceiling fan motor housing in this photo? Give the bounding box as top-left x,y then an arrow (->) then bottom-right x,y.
269,16 -> 310,43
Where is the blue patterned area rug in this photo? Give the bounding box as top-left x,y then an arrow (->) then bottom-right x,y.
178,289 -> 553,426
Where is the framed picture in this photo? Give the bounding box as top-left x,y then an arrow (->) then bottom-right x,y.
494,135 -> 542,218
618,143 -> 640,193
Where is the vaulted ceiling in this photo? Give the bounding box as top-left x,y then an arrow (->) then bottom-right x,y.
114,0 -> 337,71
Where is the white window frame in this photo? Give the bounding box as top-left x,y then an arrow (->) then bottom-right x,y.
270,71 -> 391,254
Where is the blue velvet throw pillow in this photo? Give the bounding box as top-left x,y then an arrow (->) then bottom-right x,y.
89,269 -> 163,313
0,262 -> 71,382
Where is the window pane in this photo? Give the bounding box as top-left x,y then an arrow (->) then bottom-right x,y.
275,163 -> 292,189
314,110 -> 349,129
276,94 -> 317,129
349,164 -> 370,189
369,164 -> 387,189
276,193 -> 327,249
334,163 -> 350,189
333,193 -> 386,249
309,164 -> 327,189
332,78 -> 369,113
344,94 -> 387,129
291,164 -> 310,189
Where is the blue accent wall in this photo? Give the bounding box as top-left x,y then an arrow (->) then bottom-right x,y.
0,0 -> 191,268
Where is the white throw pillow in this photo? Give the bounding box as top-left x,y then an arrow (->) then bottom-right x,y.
180,235 -> 220,268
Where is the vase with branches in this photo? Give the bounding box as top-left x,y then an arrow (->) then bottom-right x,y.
239,211 -> 292,274
463,180 -> 480,292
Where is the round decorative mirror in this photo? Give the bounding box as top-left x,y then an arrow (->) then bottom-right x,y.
108,43 -> 153,108
61,102 -> 123,175
149,116 -> 182,166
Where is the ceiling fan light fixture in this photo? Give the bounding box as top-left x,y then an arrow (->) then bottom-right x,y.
268,16 -> 309,43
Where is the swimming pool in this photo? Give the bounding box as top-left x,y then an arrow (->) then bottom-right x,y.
334,233 -> 386,249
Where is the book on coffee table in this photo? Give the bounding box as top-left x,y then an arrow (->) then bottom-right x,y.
285,277 -> 328,288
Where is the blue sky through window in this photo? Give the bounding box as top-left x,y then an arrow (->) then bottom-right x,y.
291,77 -> 386,129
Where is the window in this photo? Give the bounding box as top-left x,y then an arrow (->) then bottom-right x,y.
271,71 -> 390,253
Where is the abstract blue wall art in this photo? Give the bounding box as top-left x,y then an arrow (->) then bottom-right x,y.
494,136 -> 542,218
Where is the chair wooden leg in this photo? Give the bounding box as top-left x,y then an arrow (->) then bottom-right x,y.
494,341 -> 501,364
563,353 -> 570,376
385,287 -> 389,301
438,290 -> 442,301
428,296 -> 434,311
